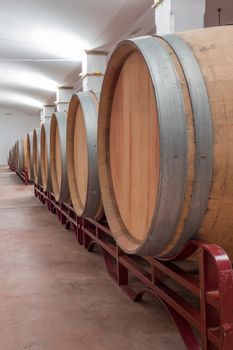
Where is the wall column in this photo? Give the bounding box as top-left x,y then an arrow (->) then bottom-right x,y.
153,0 -> 205,35
81,50 -> 107,93
40,105 -> 55,125
56,87 -> 73,112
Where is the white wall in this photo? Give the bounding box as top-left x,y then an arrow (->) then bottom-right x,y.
172,0 -> 205,32
0,113 -> 39,164
205,0 -> 233,27
155,0 -> 205,35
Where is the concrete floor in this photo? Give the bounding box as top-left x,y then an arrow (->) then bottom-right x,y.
0,166 -> 185,350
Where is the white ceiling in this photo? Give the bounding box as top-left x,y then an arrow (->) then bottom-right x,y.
0,0 -> 154,116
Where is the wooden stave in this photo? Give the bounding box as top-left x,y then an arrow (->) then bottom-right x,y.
67,91 -> 103,219
50,112 -> 70,203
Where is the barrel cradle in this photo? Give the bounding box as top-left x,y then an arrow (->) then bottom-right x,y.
41,120 -> 53,192
98,26 -> 233,260
50,112 -> 70,203
67,91 -> 103,220
33,128 -> 42,185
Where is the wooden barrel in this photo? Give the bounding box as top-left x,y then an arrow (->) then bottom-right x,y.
9,148 -> 14,168
11,147 -> 14,168
14,141 -> 18,170
98,26 -> 233,260
8,150 -> 11,167
41,120 -> 52,192
14,143 -> 17,169
27,131 -> 34,182
22,137 -> 28,172
8,149 -> 13,168
11,144 -> 16,169
11,148 -> 14,168
67,91 -> 103,219
16,139 -> 24,172
13,143 -> 17,169
33,128 -> 42,185
50,112 -> 69,203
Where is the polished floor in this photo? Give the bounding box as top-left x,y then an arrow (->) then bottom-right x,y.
0,166 -> 185,350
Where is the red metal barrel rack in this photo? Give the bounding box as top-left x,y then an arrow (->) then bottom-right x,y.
8,165 -> 233,349
33,183 -> 233,350
9,166 -> 29,185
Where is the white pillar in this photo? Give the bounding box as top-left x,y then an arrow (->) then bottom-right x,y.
154,0 -> 205,35
81,50 -> 107,93
56,87 -> 73,112
40,105 -> 55,125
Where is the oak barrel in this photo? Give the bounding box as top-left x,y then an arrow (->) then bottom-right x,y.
14,143 -> 17,169
22,137 -> 28,172
9,147 -> 15,168
98,26 -> 233,259
41,120 -> 52,192
27,131 -> 34,182
11,143 -> 17,169
13,143 -> 17,169
16,139 -> 24,172
67,91 -> 103,219
14,140 -> 19,170
8,148 -> 14,168
33,128 -> 42,185
50,112 -> 70,203
8,149 -> 12,167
